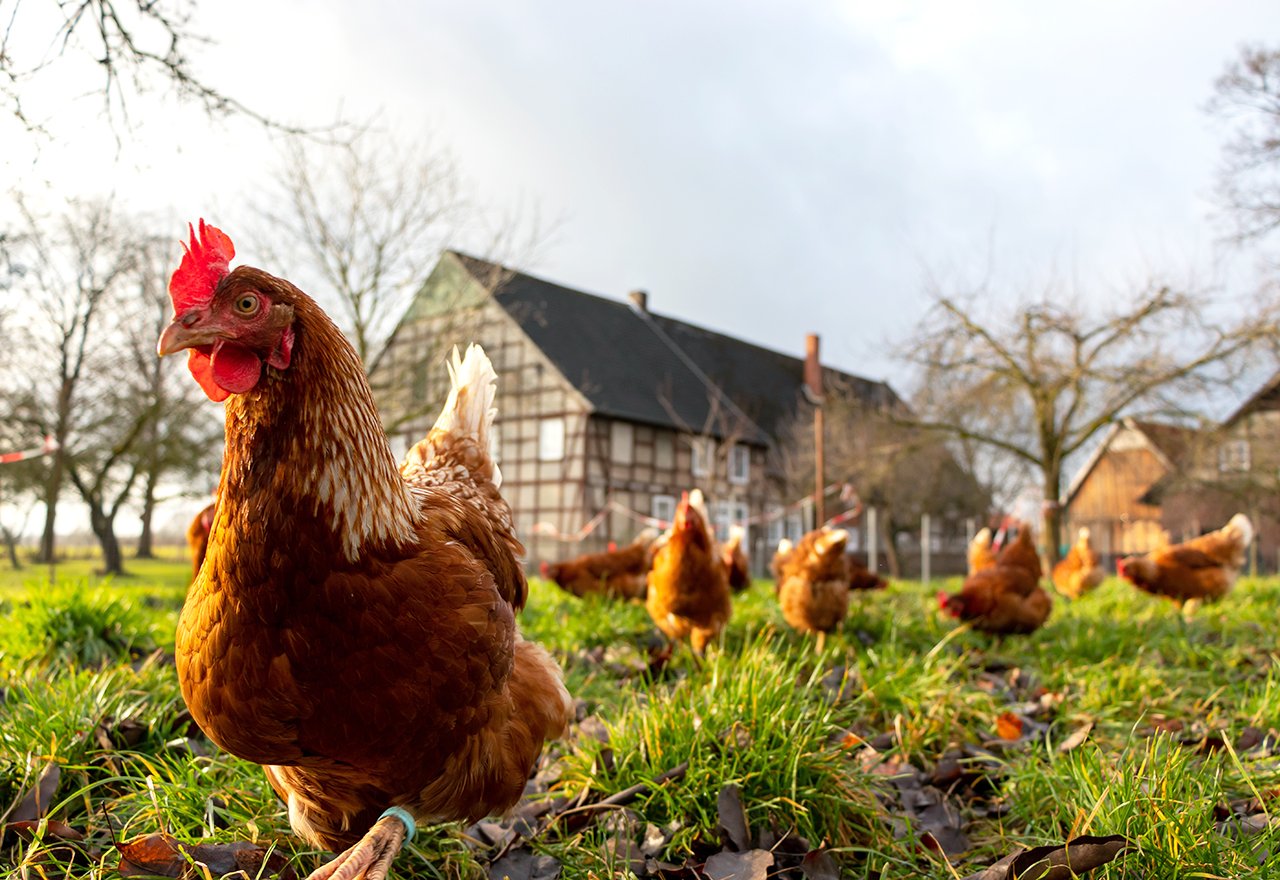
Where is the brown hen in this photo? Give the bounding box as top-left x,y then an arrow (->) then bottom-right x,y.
646,492 -> 732,654
1052,527 -> 1105,599
541,527 -> 659,600
1118,513 -> 1252,612
939,523 -> 1052,636
776,527 -> 852,650
158,221 -> 571,880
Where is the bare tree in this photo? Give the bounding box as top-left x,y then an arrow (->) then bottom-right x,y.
248,131 -> 551,428
1209,44 -> 1280,245
1,0 -> 314,134
6,198 -> 137,563
249,131 -> 471,364
777,383 -> 989,576
896,277 -> 1280,566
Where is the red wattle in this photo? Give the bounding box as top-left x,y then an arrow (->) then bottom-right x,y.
211,343 -> 263,394
188,350 -> 230,402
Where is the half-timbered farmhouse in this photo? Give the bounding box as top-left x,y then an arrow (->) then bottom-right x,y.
368,251 -> 904,570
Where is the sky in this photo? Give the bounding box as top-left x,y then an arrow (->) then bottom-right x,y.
2,1 -> 1277,535
4,0 -> 1275,386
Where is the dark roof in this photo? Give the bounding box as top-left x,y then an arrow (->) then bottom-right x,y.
1223,370 -> 1280,428
1128,419 -> 1200,466
450,252 -> 899,446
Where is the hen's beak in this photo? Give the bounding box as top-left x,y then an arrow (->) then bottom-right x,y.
158,312 -> 218,356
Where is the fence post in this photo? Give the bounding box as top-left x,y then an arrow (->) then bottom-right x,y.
921,513 -> 931,584
867,506 -> 878,573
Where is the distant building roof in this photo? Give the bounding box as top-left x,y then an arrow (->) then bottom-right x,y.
1063,417 -> 1202,505
450,252 -> 900,446
1223,370 -> 1280,428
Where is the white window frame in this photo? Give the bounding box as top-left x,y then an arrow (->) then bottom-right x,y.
766,504 -> 785,547
729,443 -> 750,485
691,437 -> 716,478
651,494 -> 677,527
538,417 -> 565,461
610,421 -> 634,465
1218,439 -> 1251,473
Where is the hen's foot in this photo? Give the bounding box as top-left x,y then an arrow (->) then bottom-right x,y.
306,809 -> 414,880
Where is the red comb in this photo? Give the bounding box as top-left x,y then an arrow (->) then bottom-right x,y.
169,220 -> 235,313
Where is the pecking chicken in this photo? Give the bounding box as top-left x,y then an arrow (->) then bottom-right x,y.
1052,527 -> 1105,599
157,221 -> 571,880
776,527 -> 851,650
1117,513 -> 1253,612
185,499 -> 216,580
646,491 -> 732,654
540,527 -> 659,600
939,522 -> 1052,636
722,524 -> 751,592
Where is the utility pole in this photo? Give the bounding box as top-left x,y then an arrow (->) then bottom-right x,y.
804,333 -> 825,525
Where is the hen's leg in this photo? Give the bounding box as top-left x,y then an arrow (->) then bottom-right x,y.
306,809 -> 414,880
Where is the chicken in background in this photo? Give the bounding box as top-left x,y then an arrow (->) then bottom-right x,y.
776,526 -> 852,651
967,526 -> 999,574
722,524 -> 751,592
848,558 -> 888,592
158,221 -> 571,880
540,527 -> 659,600
646,492 -> 732,654
1052,527 -> 1105,599
939,521 -> 1052,636
770,537 -> 795,586
185,499 -> 216,580
1117,513 -> 1253,614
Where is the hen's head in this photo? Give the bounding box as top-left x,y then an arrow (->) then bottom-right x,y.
673,492 -> 711,549
937,590 -> 964,618
157,221 -> 298,401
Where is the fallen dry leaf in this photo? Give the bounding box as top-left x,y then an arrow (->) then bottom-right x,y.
960,834 -> 1129,880
800,849 -> 840,880
996,712 -> 1024,741
1057,722 -> 1094,753
115,831 -> 295,879
4,762 -> 61,826
488,847 -> 562,880
716,783 -> 751,851
703,849 -> 774,880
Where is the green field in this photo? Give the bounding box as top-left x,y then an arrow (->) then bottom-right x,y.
0,560 -> 1276,878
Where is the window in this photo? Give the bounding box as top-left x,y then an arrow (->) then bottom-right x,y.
711,499 -> 749,543
785,513 -> 804,544
729,444 -> 750,484
538,417 -> 565,461
654,433 -> 674,469
766,504 -> 785,547
1218,439 -> 1251,473
652,494 -> 677,527
691,437 -> 716,478
610,421 -> 634,464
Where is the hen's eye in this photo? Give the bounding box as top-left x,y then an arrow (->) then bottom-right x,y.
234,294 -> 260,316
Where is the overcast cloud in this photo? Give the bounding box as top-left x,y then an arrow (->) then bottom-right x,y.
3,0 -> 1275,385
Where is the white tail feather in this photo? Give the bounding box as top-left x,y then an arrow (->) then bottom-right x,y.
432,343 -> 502,487
1225,513 -> 1254,548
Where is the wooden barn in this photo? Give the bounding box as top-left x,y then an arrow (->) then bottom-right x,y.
1060,417 -> 1201,561
367,251 -> 907,571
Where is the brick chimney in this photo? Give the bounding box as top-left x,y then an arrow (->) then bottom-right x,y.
628,289 -> 649,312
804,333 -> 824,402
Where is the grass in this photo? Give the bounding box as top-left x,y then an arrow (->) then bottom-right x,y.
0,559 -> 1277,878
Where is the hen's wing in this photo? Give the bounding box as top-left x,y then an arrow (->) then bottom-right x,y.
399,345 -> 526,608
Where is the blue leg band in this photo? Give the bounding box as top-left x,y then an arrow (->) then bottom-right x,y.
379,806 -> 417,841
